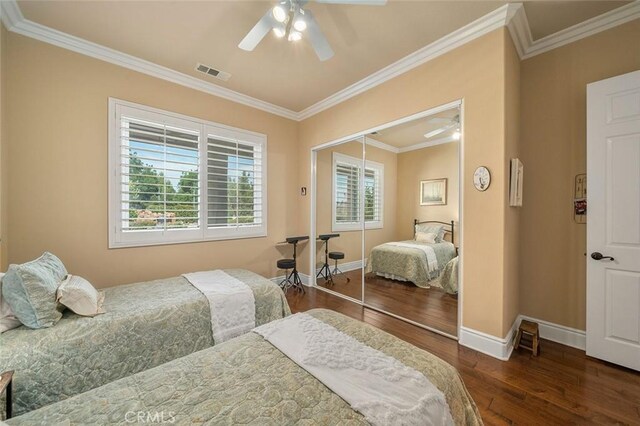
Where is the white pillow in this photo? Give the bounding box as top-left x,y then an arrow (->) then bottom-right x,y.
57,275 -> 105,317
415,232 -> 438,244
0,272 -> 23,333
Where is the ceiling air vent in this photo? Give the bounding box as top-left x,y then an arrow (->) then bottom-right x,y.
195,63 -> 231,82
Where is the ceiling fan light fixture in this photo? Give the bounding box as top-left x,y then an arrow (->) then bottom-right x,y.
288,30 -> 302,42
293,17 -> 307,32
272,5 -> 287,23
273,26 -> 286,38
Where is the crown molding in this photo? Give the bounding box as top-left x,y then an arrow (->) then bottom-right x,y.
398,135 -> 457,153
508,0 -> 640,60
3,0 -> 639,122
0,1 -> 299,121
297,3 -> 521,120
364,134 -> 456,155
364,137 -> 399,154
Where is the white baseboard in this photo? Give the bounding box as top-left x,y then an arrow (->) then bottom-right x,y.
459,314 -> 586,361
517,314 -> 586,351
271,259 -> 365,287
459,319 -> 518,361
270,268 -> 586,358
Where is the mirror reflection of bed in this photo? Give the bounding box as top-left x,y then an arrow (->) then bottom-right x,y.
363,105 -> 461,337
311,102 -> 461,338
365,220 -> 459,336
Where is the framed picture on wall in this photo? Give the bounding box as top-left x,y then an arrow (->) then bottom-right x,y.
420,178 -> 447,206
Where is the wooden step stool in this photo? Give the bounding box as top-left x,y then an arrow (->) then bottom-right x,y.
515,320 -> 540,356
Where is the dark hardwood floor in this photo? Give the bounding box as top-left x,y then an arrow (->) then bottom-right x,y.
286,288 -> 640,425
317,269 -> 458,336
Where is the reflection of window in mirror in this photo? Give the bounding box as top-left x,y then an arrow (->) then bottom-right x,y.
332,152 -> 384,231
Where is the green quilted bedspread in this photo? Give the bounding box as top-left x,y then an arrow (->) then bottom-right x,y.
366,241 -> 457,288
8,309 -> 482,425
0,269 -> 290,417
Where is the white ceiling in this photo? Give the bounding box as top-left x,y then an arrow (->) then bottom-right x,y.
13,1 -> 632,113
372,105 -> 459,149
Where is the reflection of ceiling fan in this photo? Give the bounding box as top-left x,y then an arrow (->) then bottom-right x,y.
423,114 -> 461,141
239,0 -> 387,61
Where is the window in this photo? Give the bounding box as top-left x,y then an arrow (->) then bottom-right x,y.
332,152 -> 383,231
109,99 -> 267,248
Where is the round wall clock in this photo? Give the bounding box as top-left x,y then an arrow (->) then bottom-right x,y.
473,166 -> 491,191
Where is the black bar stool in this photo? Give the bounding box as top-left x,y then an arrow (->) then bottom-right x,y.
329,251 -> 350,283
277,258 -> 296,292
316,233 -> 339,284
277,235 -> 308,293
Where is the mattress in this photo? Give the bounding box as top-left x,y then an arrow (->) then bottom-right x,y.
366,240 -> 456,288
7,309 -> 482,425
0,269 -> 290,416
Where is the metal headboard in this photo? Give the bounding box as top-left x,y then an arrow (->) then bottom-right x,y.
414,219 -> 455,244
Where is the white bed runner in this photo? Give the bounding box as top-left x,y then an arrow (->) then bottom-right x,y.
386,242 -> 439,272
182,270 -> 255,343
254,313 -> 453,426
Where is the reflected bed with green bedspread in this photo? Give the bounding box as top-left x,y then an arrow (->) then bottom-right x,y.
366,241 -> 457,288
7,309 -> 482,426
0,269 -> 290,416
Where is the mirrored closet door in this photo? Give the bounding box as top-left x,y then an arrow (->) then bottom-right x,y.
363,105 -> 461,337
314,137 -> 364,302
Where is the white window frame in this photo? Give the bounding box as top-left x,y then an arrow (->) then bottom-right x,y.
331,152 -> 384,232
108,98 -> 267,248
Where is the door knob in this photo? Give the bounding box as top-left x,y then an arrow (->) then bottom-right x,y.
591,252 -> 615,261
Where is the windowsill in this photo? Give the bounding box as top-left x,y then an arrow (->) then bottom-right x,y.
109,230 -> 267,249
331,223 -> 384,232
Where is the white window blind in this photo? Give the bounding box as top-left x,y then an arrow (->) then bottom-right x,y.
207,136 -> 263,229
332,152 -> 384,232
120,116 -> 200,232
364,167 -> 382,222
335,162 -> 361,225
109,99 -> 267,248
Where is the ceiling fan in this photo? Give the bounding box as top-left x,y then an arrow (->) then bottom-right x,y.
423,114 -> 461,141
238,0 -> 387,61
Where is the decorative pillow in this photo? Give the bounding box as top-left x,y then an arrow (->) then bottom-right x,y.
2,252 -> 68,329
415,224 -> 445,243
0,273 -> 22,333
57,275 -> 105,317
415,232 -> 438,244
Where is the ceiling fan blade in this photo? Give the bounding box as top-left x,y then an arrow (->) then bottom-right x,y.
315,0 -> 386,5
305,10 -> 334,61
427,117 -> 453,124
424,123 -> 456,140
239,9 -> 277,51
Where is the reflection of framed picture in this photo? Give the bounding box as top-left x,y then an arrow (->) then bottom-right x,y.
420,178 -> 447,206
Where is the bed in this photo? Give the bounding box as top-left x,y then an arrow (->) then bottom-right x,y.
0,269 -> 290,416
6,309 -> 482,425
366,220 -> 457,288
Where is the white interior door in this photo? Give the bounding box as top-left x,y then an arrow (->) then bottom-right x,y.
586,70 -> 640,371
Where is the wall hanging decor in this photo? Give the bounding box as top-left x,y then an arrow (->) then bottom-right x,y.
509,158 -> 524,206
473,166 -> 491,191
420,178 -> 447,205
574,173 -> 587,224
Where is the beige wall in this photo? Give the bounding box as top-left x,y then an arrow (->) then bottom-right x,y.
4,32 -> 300,287
315,140 -> 398,267
395,142 -> 459,244
0,24 -> 6,269
503,32 -> 521,335
299,28 -> 513,338
519,19 -> 640,330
